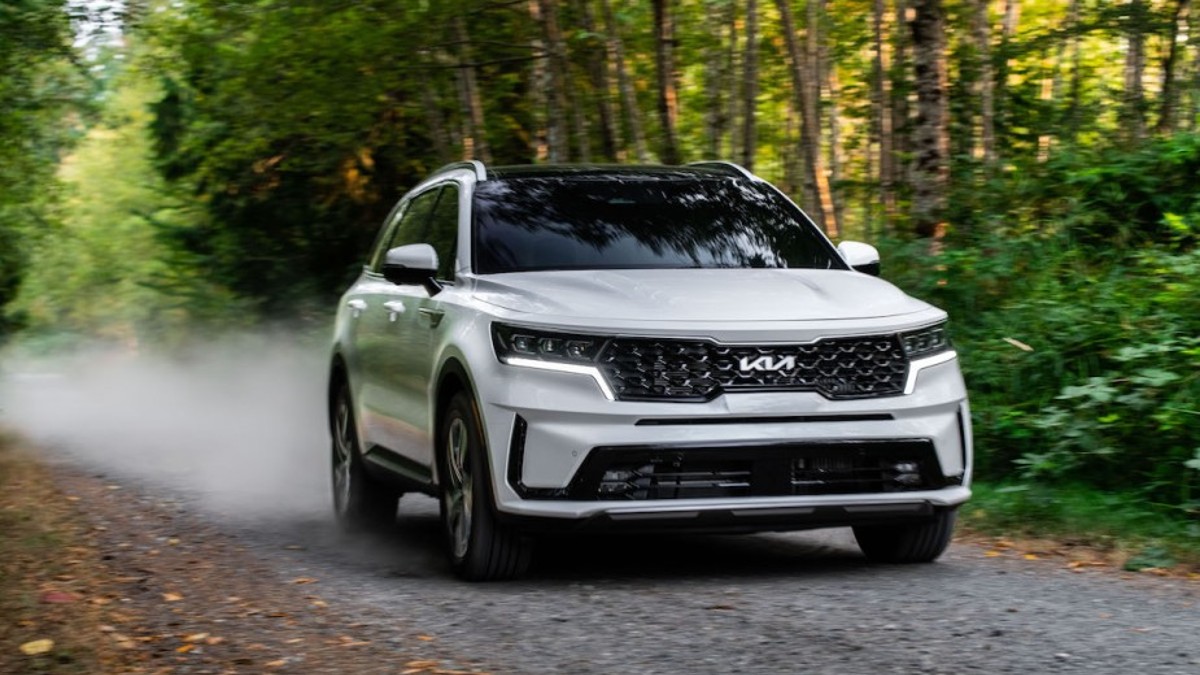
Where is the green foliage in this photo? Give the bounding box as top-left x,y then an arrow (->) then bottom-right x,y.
889,134 -> 1200,514
0,0 -> 83,338
13,64 -> 252,345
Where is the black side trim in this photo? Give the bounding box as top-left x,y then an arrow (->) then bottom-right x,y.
635,413 -> 894,426
363,445 -> 437,496
953,408 -> 970,485
506,415 -> 568,499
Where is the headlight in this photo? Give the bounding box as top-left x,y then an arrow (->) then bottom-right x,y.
900,322 -> 951,359
491,323 -> 614,399
492,323 -> 607,363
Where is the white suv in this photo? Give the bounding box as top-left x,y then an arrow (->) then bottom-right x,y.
328,161 -> 971,580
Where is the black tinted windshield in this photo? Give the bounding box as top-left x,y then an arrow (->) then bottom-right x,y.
472,176 -> 846,274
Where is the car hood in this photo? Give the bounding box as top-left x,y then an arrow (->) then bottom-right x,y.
470,269 -> 931,323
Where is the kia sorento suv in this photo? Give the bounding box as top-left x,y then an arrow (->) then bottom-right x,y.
328,161 -> 971,580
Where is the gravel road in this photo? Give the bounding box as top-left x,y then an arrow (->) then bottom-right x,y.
3,340 -> 1198,674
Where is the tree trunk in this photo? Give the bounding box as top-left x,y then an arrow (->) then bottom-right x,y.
527,1 -> 550,162
653,0 -> 682,165
892,0 -> 912,192
818,0 -> 844,232
537,0 -> 572,162
1156,0 -> 1191,134
872,0 -> 896,221
575,0 -> 619,161
703,0 -> 729,159
421,80 -> 451,166
972,0 -> 995,164
603,0 -> 649,162
453,17 -> 492,164
995,0 -> 1019,154
1123,0 -> 1147,143
909,0 -> 949,241
775,0 -> 837,237
741,0 -> 758,170
1067,0 -> 1084,141
1191,1 -> 1200,131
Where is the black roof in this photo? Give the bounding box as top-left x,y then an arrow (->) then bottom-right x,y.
485,163 -> 748,181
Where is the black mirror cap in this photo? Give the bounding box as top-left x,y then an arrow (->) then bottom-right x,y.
852,261 -> 881,277
381,264 -> 443,295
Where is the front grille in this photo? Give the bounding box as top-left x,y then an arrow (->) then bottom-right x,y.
564,440 -> 944,501
597,335 -> 908,401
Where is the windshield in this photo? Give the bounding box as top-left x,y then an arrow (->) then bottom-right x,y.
471,176 -> 846,274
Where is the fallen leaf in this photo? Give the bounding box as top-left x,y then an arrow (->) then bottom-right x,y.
1002,337 -> 1034,352
176,644 -> 195,654
291,577 -> 318,585
183,633 -> 209,643
406,661 -> 442,669
162,592 -> 183,602
1023,554 -> 1039,560
984,550 -> 1002,558
417,635 -> 435,642
285,638 -> 304,644
39,590 -> 78,604
20,639 -> 55,656
206,636 -> 225,646
265,659 -> 287,668
167,538 -> 181,546
310,600 -> 327,608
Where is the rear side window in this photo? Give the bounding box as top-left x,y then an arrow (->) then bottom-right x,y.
472,177 -> 844,274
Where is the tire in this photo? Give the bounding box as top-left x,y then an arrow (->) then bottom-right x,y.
438,391 -> 534,581
853,509 -> 957,563
331,381 -> 400,531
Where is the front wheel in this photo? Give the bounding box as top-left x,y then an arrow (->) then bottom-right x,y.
331,382 -> 400,531
439,392 -> 533,581
853,509 -> 957,563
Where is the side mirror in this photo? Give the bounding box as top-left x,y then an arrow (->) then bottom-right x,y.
382,244 -> 442,295
837,241 -> 881,276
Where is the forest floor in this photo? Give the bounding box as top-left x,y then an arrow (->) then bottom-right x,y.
0,436 -> 485,675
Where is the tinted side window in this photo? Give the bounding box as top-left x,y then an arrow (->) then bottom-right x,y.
373,187 -> 441,271
427,184 -> 459,280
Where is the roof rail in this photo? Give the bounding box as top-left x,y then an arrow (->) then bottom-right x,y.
431,160 -> 487,182
686,160 -> 757,180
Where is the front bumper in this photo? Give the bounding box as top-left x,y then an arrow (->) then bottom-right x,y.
474,353 -> 971,525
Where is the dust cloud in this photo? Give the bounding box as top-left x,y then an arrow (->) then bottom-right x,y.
0,332 -> 334,521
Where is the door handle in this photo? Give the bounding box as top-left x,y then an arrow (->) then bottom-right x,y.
418,307 -> 445,328
383,300 -> 406,322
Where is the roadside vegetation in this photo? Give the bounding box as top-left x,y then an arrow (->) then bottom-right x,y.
1,1 -> 1198,563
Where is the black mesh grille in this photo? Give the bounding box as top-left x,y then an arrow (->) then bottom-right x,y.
598,335 -> 908,401
566,440 -> 943,501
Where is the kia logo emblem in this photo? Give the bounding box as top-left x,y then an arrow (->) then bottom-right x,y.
738,355 -> 796,372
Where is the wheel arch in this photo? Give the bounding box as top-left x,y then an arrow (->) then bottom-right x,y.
433,357 -> 483,486
327,353 -> 350,437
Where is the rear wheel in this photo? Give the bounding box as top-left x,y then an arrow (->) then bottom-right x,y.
439,392 -> 533,581
853,509 -> 957,563
331,382 -> 400,531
